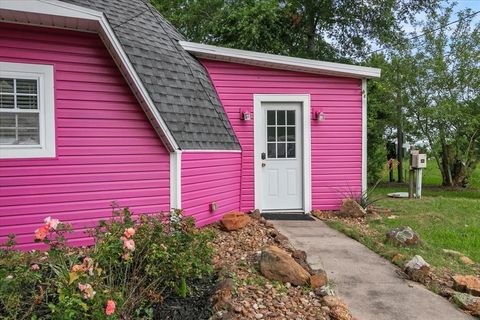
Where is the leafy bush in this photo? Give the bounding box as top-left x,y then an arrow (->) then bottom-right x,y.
0,208 -> 214,319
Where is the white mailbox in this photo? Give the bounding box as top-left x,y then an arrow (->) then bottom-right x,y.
411,154 -> 427,169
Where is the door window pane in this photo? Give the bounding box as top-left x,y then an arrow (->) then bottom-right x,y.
267,143 -> 276,158
277,110 -> 285,125
267,110 -> 275,125
287,143 -> 296,158
287,127 -> 295,141
267,127 -> 276,142
287,110 -> 295,125
277,127 -> 285,142
277,143 -> 286,158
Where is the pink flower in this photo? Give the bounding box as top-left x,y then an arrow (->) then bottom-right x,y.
123,227 -> 135,238
78,283 -> 96,299
35,225 -> 50,241
44,216 -> 60,230
123,239 -> 135,251
31,264 -> 40,270
106,300 -> 115,316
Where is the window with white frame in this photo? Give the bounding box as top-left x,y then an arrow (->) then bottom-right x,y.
0,62 -> 55,158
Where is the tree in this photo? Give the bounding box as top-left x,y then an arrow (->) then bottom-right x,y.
406,8 -> 480,187
151,0 -> 440,61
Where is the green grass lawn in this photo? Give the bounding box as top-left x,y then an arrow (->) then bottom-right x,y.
327,161 -> 480,277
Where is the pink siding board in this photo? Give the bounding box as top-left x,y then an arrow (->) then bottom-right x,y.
0,23 -> 170,249
202,59 -> 363,211
181,152 -> 242,226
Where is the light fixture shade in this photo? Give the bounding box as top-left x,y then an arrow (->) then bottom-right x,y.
315,111 -> 326,121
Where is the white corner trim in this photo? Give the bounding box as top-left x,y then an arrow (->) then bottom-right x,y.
0,62 -> 55,159
361,79 -> 368,193
0,0 -> 179,151
180,41 -> 381,79
253,94 -> 312,213
170,150 -> 182,209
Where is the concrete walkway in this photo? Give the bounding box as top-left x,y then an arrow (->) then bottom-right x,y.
272,219 -> 474,320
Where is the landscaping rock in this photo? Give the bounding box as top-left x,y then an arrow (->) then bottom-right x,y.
452,292 -> 480,315
309,270 -> 328,290
404,255 -> 430,282
459,256 -> 475,266
453,275 -> 480,296
259,246 -> 310,286
340,198 -> 366,218
386,226 -> 419,247
250,209 -> 262,220
220,212 -> 251,231
212,278 -> 234,311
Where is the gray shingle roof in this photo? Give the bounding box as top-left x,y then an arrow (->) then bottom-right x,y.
61,0 -> 240,150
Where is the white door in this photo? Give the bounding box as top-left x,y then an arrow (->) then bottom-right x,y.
260,102 -> 303,211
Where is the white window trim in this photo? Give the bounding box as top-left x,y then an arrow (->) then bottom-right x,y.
0,62 -> 55,159
253,94 -> 312,214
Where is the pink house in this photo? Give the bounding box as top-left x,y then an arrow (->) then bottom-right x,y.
0,0 -> 380,248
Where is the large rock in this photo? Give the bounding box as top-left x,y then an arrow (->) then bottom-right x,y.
404,255 -> 430,282
340,198 -> 366,218
452,292 -> 480,315
310,270 -> 328,290
220,212 -> 251,231
259,246 -> 310,286
386,226 -> 419,247
453,275 -> 480,297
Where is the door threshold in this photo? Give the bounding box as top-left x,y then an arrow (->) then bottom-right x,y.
261,209 -> 305,213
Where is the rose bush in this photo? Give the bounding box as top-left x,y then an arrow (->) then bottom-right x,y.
0,207 -> 213,319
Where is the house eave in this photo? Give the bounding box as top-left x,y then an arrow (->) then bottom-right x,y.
180,41 -> 381,79
0,0 -> 179,151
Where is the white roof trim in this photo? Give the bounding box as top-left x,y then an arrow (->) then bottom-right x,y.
0,0 -> 179,151
180,41 -> 381,79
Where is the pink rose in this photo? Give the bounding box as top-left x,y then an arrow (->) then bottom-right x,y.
35,225 -> 50,241
44,216 -> 60,230
124,227 -> 136,238
78,283 -> 96,299
31,264 -> 40,270
123,239 -> 135,252
106,300 -> 115,316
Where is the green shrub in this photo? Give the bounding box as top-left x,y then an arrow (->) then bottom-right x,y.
0,208 -> 214,319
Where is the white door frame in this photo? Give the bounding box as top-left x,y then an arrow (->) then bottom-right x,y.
253,94 -> 312,213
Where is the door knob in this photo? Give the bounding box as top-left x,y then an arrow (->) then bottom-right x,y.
262,163 -> 266,167
261,152 -> 266,160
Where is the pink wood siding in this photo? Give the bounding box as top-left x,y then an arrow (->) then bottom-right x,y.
0,23 -> 170,249
181,152 -> 241,226
202,59 -> 362,211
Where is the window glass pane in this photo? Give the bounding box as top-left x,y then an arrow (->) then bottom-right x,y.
0,129 -> 16,145
16,79 -> 37,94
267,110 -> 275,125
0,113 -> 16,128
287,143 -> 296,158
267,143 -> 276,158
277,126 -> 285,142
18,113 -> 39,128
287,110 -> 295,125
0,95 -> 14,108
18,128 -> 40,145
267,127 -> 275,142
0,78 -> 14,94
17,95 -> 38,109
277,110 -> 285,125
287,127 -> 295,141
277,143 -> 286,158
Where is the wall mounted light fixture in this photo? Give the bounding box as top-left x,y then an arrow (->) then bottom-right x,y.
314,111 -> 326,122
241,110 -> 251,121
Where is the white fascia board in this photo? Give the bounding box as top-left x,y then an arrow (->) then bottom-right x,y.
0,0 -> 179,151
180,41 -> 381,79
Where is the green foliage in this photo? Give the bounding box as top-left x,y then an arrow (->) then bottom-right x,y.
0,208 -> 214,319
151,0 -> 439,61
